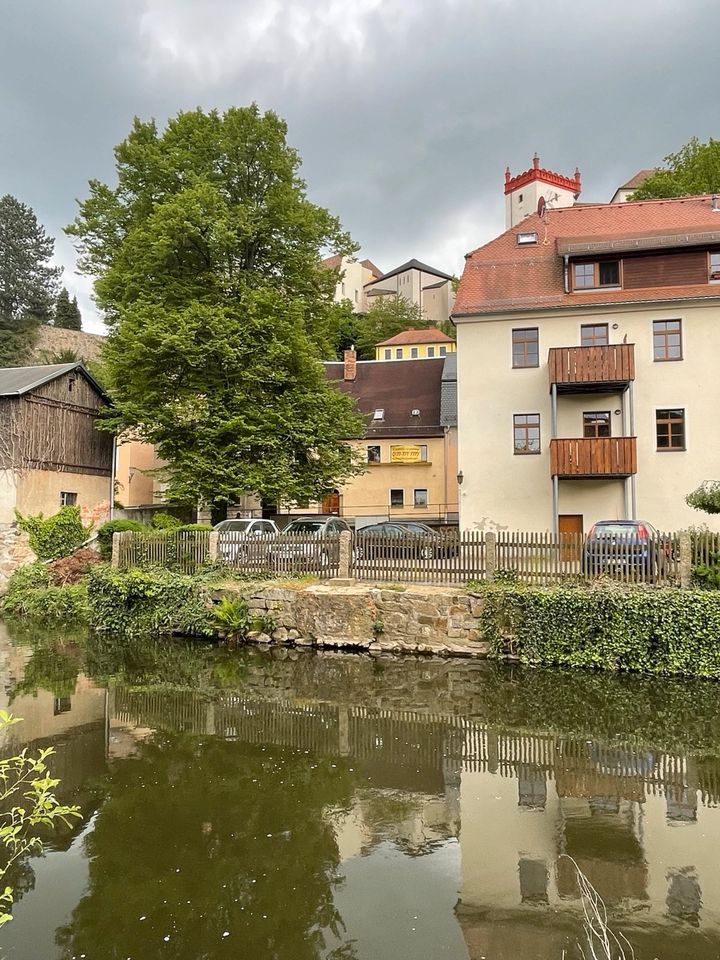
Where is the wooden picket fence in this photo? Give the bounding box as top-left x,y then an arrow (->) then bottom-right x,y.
116,530 -> 211,574
217,532 -> 341,578
352,529 -> 484,584
114,527 -> 702,587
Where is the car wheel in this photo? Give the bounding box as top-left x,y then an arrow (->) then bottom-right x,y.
420,546 -> 435,560
353,546 -> 364,562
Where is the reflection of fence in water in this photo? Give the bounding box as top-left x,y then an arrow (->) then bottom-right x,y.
112,686 -> 720,806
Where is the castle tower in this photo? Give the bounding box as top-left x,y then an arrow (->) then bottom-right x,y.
504,154 -> 581,229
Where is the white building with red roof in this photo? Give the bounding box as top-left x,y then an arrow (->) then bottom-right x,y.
453,187 -> 720,534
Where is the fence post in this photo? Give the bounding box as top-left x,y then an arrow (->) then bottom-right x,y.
208,530 -> 219,562
111,531 -> 122,569
679,530 -> 692,589
485,531 -> 497,581
337,530 -> 352,580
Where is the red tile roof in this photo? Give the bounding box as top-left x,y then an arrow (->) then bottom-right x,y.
454,195 -> 720,317
376,328 -> 456,347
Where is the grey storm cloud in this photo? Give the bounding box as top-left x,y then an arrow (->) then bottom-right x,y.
0,0 -> 716,330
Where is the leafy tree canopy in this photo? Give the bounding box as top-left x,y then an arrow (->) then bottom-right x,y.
54,287 -> 82,330
686,481 -> 720,514
67,105 -> 365,514
631,137 -> 720,200
352,296 -> 432,360
0,195 -> 60,366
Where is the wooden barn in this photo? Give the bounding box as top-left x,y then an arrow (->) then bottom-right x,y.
0,363 -> 113,525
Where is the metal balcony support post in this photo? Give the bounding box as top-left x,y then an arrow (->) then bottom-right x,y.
550,383 -> 558,438
628,381 -> 637,519
552,475 -> 559,537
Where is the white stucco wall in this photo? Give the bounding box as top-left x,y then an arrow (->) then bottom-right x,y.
457,300 -> 720,533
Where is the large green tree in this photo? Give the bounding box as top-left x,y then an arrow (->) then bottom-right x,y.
54,286 -> 82,330
631,137 -> 720,199
67,106 -> 364,517
353,296 -> 431,359
0,195 -> 60,366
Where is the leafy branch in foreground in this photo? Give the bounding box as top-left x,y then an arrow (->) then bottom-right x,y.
0,710 -> 81,926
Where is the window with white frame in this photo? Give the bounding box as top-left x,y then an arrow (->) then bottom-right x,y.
390,489 -> 404,508
413,488 -> 428,508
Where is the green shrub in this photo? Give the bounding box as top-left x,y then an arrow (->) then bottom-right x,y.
95,519 -> 146,560
213,596 -> 275,642
177,523 -> 212,532
1,564 -> 89,624
15,506 -> 88,561
150,512 -> 183,530
479,584 -> 720,677
86,566 -> 216,638
1,563 -> 49,615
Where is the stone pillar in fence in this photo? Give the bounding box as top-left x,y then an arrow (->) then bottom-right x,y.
111,531 -> 122,568
485,531 -> 497,581
679,530 -> 692,589
337,530 -> 352,580
207,531 -> 219,562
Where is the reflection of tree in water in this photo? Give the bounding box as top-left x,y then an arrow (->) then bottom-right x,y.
56,733 -> 358,960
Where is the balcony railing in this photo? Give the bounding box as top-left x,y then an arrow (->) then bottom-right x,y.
548,344 -> 635,393
550,437 -> 637,478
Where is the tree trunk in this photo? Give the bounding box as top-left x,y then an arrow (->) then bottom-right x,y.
210,501 -> 227,527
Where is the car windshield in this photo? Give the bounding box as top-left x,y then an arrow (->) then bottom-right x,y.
215,520 -> 251,532
283,521 -> 325,535
396,523 -> 433,535
590,523 -> 641,538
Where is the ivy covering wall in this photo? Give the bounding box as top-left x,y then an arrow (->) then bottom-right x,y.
479,584 -> 720,678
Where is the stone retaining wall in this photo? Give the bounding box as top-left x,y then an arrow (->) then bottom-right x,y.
218,582 -> 488,657
0,526 -> 34,588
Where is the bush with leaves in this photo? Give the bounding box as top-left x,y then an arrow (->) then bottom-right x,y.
15,506 -> 88,561
0,711 -> 81,926
478,583 -> 720,678
1,562 -> 89,624
86,565 -> 217,638
150,512 -> 183,530
213,596 -> 276,643
95,519 -> 146,560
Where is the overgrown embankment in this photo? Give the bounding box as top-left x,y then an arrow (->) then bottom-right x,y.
479,583 -> 720,677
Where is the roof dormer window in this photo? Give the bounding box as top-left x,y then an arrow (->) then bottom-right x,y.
517,232 -> 538,245
573,260 -> 620,290
372,408 -> 384,422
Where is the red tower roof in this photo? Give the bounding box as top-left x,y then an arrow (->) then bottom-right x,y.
504,153 -> 581,197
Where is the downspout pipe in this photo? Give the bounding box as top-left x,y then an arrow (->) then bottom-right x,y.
563,254 -> 570,293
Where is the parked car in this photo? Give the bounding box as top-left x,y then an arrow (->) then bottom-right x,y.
214,518 -> 279,561
582,520 -> 667,578
268,516 -> 352,570
354,521 -> 457,560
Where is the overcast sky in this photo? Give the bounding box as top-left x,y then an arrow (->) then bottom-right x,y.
1,0 -> 715,332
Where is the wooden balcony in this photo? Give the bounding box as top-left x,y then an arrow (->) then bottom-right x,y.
550,437 -> 637,478
548,344 -> 635,394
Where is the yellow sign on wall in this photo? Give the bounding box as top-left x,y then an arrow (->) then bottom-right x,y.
390,445 -> 422,464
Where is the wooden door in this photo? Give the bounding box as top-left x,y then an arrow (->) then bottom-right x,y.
558,514 -> 583,561
321,491 -> 340,515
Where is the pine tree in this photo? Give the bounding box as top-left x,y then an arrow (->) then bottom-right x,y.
0,194 -> 60,365
54,287 -> 82,330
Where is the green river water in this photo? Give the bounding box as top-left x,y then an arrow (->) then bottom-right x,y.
1,620 -> 720,959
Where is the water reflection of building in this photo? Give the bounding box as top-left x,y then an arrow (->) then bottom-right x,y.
457,729 -> 720,959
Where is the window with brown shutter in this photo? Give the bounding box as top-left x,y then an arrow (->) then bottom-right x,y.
710,252 -> 720,282
573,261 -> 620,290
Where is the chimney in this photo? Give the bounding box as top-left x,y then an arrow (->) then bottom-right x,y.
343,348 -> 357,381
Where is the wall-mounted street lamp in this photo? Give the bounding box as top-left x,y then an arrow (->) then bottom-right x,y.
457,470 -> 464,486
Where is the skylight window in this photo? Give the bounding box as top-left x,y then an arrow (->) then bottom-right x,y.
517,232 -> 538,245
372,408 -> 384,421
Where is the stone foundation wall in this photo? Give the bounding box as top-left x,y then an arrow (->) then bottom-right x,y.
0,526 -> 35,589
218,582 -> 488,657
